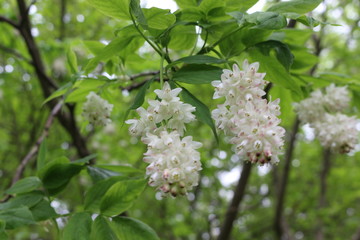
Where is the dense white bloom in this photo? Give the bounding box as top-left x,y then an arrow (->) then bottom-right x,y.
293,89 -> 325,123
294,84 -> 351,123
313,113 -> 358,153
212,60 -> 285,165
126,82 -> 201,197
323,84 -> 350,112
294,84 -> 359,153
82,92 -> 113,126
142,130 -> 202,197
126,82 -> 196,136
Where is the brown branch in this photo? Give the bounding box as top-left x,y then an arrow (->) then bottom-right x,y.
129,71 -> 159,81
0,43 -> 32,64
59,0 -> 67,40
0,15 -> 19,28
273,118 -> 300,239
1,102 -> 63,203
217,162 -> 252,240
316,148 -> 332,240
13,0 -> 90,158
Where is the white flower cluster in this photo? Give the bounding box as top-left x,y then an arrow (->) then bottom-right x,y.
126,82 -> 202,197
294,84 -> 359,153
212,60 -> 285,165
82,92 -> 113,126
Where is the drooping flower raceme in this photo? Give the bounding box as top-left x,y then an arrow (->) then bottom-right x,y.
142,131 -> 202,197
82,91 -> 113,126
126,82 -> 202,197
294,84 -> 359,153
126,82 -> 196,137
313,113 -> 358,153
212,60 -> 285,165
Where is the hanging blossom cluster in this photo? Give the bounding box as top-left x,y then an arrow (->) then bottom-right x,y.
126,82 -> 202,197
82,92 -> 114,126
294,84 -> 359,153
212,60 -> 285,165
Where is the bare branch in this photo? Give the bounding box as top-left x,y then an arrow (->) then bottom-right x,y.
273,118 -> 300,239
129,71 -> 159,81
217,162 -> 252,240
0,102 -> 63,203
0,15 -> 19,28
0,43 -> 32,64
316,148 -> 332,240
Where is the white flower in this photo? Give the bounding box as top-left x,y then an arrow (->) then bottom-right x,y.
323,84 -> 350,112
126,82 -> 196,136
313,113 -> 359,153
212,60 -> 285,165
142,130 -> 202,197
82,92 -> 113,126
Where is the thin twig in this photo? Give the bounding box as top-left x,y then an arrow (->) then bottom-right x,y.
0,15 -> 19,28
0,43 -> 32,64
129,71 -> 159,81
316,148 -> 331,240
0,102 -> 63,203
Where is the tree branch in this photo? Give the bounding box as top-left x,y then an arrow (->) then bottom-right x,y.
273,118 -> 300,239
0,43 -> 32,64
14,0 -> 90,158
0,15 -> 19,28
129,71 -> 159,81
316,148 -> 332,240
0,102 -> 63,203
217,162 -> 252,240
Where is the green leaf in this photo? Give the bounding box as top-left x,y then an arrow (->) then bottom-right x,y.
100,179 -> 146,216
84,26 -> 142,73
168,25 -> 197,51
30,199 -> 57,221
129,78 -> 154,111
38,157 -> 83,195
199,0 -> 225,15
178,85 -> 218,142
123,78 -> 154,122
267,0 -> 322,15
111,217 -> 160,240
87,0 -> 130,20
72,154 -> 97,165
169,55 -> 226,68
87,166 -> 122,182
245,12 -> 287,29
219,26 -> 271,58
0,191 -> 44,211
83,41 -> 106,55
97,165 -> 143,174
173,64 -> 222,84
6,177 -> 42,195
84,176 -> 126,212
67,47 -> 78,74
0,206 -> 35,229
37,138 -> 47,172
130,0 -> 148,30
225,0 -> 258,12
63,212 -> 92,240
174,0 -> 197,9
42,82 -> 72,105
248,47 -> 302,98
0,220 -> 5,231
0,231 -> 8,240
142,8 -> 176,30
91,215 -> 118,240
254,40 -> 294,71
